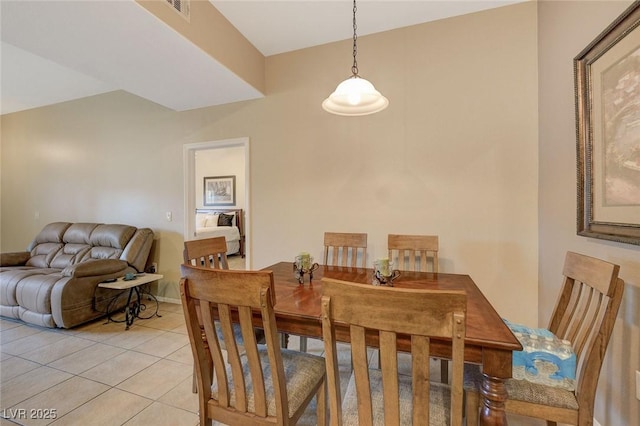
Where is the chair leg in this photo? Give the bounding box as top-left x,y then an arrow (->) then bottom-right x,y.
300,336 -> 308,352
440,359 -> 449,384
316,379 -> 327,426
465,389 -> 479,426
254,328 -> 266,344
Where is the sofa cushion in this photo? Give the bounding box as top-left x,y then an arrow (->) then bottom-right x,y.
61,259 -> 126,278
19,306 -> 55,328
85,246 -> 125,262
0,269 -> 40,305
1,268 -> 60,301
26,243 -> 64,268
26,222 -> 72,268
121,228 -> 154,272
28,222 -> 72,248
51,244 -> 92,269
90,224 -> 136,249
16,274 -> 60,314
63,223 -> 98,244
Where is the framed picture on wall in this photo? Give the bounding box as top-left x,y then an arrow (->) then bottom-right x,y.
575,2 -> 640,245
204,175 -> 236,206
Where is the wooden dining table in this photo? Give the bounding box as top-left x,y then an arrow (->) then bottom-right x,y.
260,261 -> 521,426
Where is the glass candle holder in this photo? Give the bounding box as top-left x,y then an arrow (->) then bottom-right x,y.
373,259 -> 400,286
293,253 -> 319,284
373,258 -> 391,276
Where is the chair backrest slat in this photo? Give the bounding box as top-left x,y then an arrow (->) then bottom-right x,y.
239,305 -> 267,416
411,335 -> 431,423
388,234 -> 439,273
577,290 -> 603,359
350,324 -> 373,425
322,278 -> 466,426
260,286 -> 289,420
199,300 -> 230,405
380,330 -> 400,426
565,284 -> 592,346
324,232 -> 367,268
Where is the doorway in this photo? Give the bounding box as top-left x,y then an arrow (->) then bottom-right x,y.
183,138 -> 250,268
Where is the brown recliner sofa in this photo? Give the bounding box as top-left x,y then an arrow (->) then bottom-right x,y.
0,222 -> 154,328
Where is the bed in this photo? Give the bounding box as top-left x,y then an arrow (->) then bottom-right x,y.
194,208 -> 245,257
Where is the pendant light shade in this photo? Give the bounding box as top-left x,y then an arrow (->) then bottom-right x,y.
322,0 -> 388,116
322,75 -> 389,116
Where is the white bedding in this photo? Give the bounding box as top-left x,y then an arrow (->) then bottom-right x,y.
195,225 -> 240,242
195,212 -> 241,255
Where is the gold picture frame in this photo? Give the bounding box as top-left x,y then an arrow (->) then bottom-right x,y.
575,1 -> 640,245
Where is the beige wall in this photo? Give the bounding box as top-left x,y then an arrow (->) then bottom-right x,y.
538,1 -> 639,425
1,3 -> 540,325
259,2 -> 539,327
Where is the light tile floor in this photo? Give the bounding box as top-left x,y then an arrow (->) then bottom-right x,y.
0,301 -> 347,426
1,300 -> 544,426
1,303 -> 199,426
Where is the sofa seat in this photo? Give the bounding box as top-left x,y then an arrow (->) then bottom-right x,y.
0,222 -> 154,328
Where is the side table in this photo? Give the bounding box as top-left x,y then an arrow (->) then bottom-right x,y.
99,273 -> 163,330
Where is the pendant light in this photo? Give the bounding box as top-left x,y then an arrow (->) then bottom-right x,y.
322,0 -> 388,116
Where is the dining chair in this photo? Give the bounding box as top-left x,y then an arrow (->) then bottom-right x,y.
387,234 -> 448,382
292,232 -> 369,354
183,237 -> 263,394
387,234 -> 439,273
183,236 -> 229,269
321,277 -> 466,426
323,232 -> 367,268
465,251 -> 624,426
180,265 -> 327,426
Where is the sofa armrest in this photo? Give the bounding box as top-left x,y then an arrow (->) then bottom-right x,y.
62,259 -> 128,278
0,251 -> 31,266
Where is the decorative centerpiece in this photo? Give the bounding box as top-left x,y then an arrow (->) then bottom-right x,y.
293,252 -> 319,284
372,258 -> 400,286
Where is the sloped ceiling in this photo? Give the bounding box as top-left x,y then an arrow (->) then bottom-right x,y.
1,0 -> 526,115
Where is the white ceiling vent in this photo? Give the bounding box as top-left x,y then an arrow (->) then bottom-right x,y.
166,0 -> 190,21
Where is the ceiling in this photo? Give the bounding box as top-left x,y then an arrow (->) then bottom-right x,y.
1,0 -> 526,115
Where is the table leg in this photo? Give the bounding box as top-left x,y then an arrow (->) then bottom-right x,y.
124,288 -> 136,330
135,286 -> 162,320
479,373 -> 508,426
280,333 -> 290,348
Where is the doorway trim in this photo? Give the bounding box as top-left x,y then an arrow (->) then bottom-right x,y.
183,137 -> 250,266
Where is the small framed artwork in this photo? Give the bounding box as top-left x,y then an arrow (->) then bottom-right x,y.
575,2 -> 640,245
203,175 -> 236,206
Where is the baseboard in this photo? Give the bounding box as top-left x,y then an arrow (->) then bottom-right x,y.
154,295 -> 181,304
594,419 -> 602,426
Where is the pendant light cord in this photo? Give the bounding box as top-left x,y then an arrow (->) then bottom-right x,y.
351,0 -> 358,77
